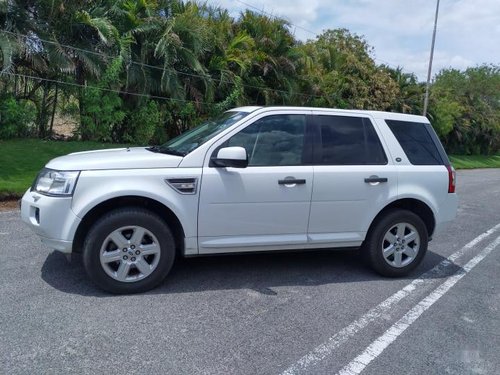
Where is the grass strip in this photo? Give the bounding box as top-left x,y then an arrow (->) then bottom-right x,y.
0,139 -> 131,197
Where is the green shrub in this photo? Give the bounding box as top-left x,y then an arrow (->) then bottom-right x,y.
60,100 -> 79,118
122,101 -> 161,145
78,58 -> 126,142
79,89 -> 125,142
0,96 -> 36,139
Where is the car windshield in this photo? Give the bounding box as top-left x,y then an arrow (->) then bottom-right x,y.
151,111 -> 249,156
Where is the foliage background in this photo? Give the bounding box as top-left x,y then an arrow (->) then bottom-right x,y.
0,0 -> 498,154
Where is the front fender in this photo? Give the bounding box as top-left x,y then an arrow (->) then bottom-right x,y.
71,168 -> 202,239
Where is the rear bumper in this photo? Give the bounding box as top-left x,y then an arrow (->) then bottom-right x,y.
433,193 -> 459,236
20,189 -> 80,253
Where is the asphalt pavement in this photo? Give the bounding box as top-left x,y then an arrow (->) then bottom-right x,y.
1,169 -> 499,374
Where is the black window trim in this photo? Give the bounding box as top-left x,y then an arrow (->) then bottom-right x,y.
311,114 -> 388,166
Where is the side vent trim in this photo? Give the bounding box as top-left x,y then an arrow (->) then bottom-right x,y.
165,178 -> 198,195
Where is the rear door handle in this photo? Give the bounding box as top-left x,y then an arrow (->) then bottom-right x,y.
364,176 -> 388,183
278,178 -> 306,185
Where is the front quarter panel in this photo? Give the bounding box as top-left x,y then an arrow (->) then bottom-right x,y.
71,168 -> 201,251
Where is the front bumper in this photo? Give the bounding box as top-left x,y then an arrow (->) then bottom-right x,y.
20,189 -> 81,253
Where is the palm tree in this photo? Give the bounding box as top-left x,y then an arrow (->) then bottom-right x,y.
236,11 -> 300,105
384,66 -> 423,114
1,0 -> 119,136
153,0 -> 211,106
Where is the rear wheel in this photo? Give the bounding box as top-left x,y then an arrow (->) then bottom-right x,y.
364,209 -> 428,277
83,207 -> 175,294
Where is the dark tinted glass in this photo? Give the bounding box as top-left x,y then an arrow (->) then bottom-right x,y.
386,120 -> 443,165
317,116 -> 387,165
227,114 -> 306,166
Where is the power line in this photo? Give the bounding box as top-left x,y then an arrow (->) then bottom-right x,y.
1,71 -> 214,105
234,0 -> 319,36
0,29 -> 321,100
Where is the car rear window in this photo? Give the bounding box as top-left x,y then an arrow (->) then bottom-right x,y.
385,120 -> 444,165
316,115 -> 387,165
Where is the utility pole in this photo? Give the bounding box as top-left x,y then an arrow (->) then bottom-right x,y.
423,0 -> 440,117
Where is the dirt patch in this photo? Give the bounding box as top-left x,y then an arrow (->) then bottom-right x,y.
0,199 -> 19,212
52,114 -> 78,139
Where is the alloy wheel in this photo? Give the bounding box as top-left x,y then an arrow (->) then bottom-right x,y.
382,222 -> 420,268
99,226 -> 161,282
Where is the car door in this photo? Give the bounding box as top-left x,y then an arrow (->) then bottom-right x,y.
198,111 -> 314,254
307,111 -> 398,247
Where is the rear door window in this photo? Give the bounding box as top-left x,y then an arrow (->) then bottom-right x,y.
315,115 -> 387,165
385,120 -> 443,165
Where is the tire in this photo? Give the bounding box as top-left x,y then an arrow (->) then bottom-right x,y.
363,209 -> 428,277
82,207 -> 176,294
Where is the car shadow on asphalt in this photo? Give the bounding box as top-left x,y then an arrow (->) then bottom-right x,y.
40,247 -> 460,297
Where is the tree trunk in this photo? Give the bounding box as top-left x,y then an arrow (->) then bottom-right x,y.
76,62 -> 87,141
38,82 -> 50,138
13,68 -> 18,98
49,82 -> 59,136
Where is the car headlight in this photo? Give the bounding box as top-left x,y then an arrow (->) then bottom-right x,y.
32,168 -> 80,196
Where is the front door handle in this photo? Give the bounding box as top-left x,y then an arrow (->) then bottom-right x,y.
278,178 -> 306,185
364,176 -> 388,183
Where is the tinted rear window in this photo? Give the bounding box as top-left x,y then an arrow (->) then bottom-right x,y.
317,115 -> 387,165
385,120 -> 443,165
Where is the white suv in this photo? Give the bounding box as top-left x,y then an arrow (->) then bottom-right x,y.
21,106 -> 458,293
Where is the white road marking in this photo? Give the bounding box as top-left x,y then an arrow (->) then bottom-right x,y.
0,210 -> 18,215
447,222 -> 500,262
281,222 -> 500,375
337,235 -> 500,375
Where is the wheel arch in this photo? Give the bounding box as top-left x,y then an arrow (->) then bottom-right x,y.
73,196 -> 185,256
368,198 -> 436,239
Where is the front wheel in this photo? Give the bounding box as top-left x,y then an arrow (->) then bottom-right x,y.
82,207 -> 176,294
364,209 -> 428,277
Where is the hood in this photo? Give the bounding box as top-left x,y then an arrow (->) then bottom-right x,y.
46,147 -> 183,171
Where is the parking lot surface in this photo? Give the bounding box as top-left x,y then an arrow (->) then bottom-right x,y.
1,169 -> 499,374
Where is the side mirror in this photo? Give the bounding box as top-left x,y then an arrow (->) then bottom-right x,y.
211,146 -> 248,168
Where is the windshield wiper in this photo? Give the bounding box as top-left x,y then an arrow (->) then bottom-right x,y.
147,146 -> 186,156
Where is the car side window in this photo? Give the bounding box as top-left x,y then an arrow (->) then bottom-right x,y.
226,114 -> 307,166
316,115 -> 387,165
385,120 -> 443,165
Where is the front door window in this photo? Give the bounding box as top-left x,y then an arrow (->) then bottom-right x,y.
226,114 -> 307,166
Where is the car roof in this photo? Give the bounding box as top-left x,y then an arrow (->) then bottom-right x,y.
227,106 -> 263,113
229,106 -> 428,123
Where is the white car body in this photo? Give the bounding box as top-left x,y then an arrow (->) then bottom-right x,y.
21,106 -> 458,259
